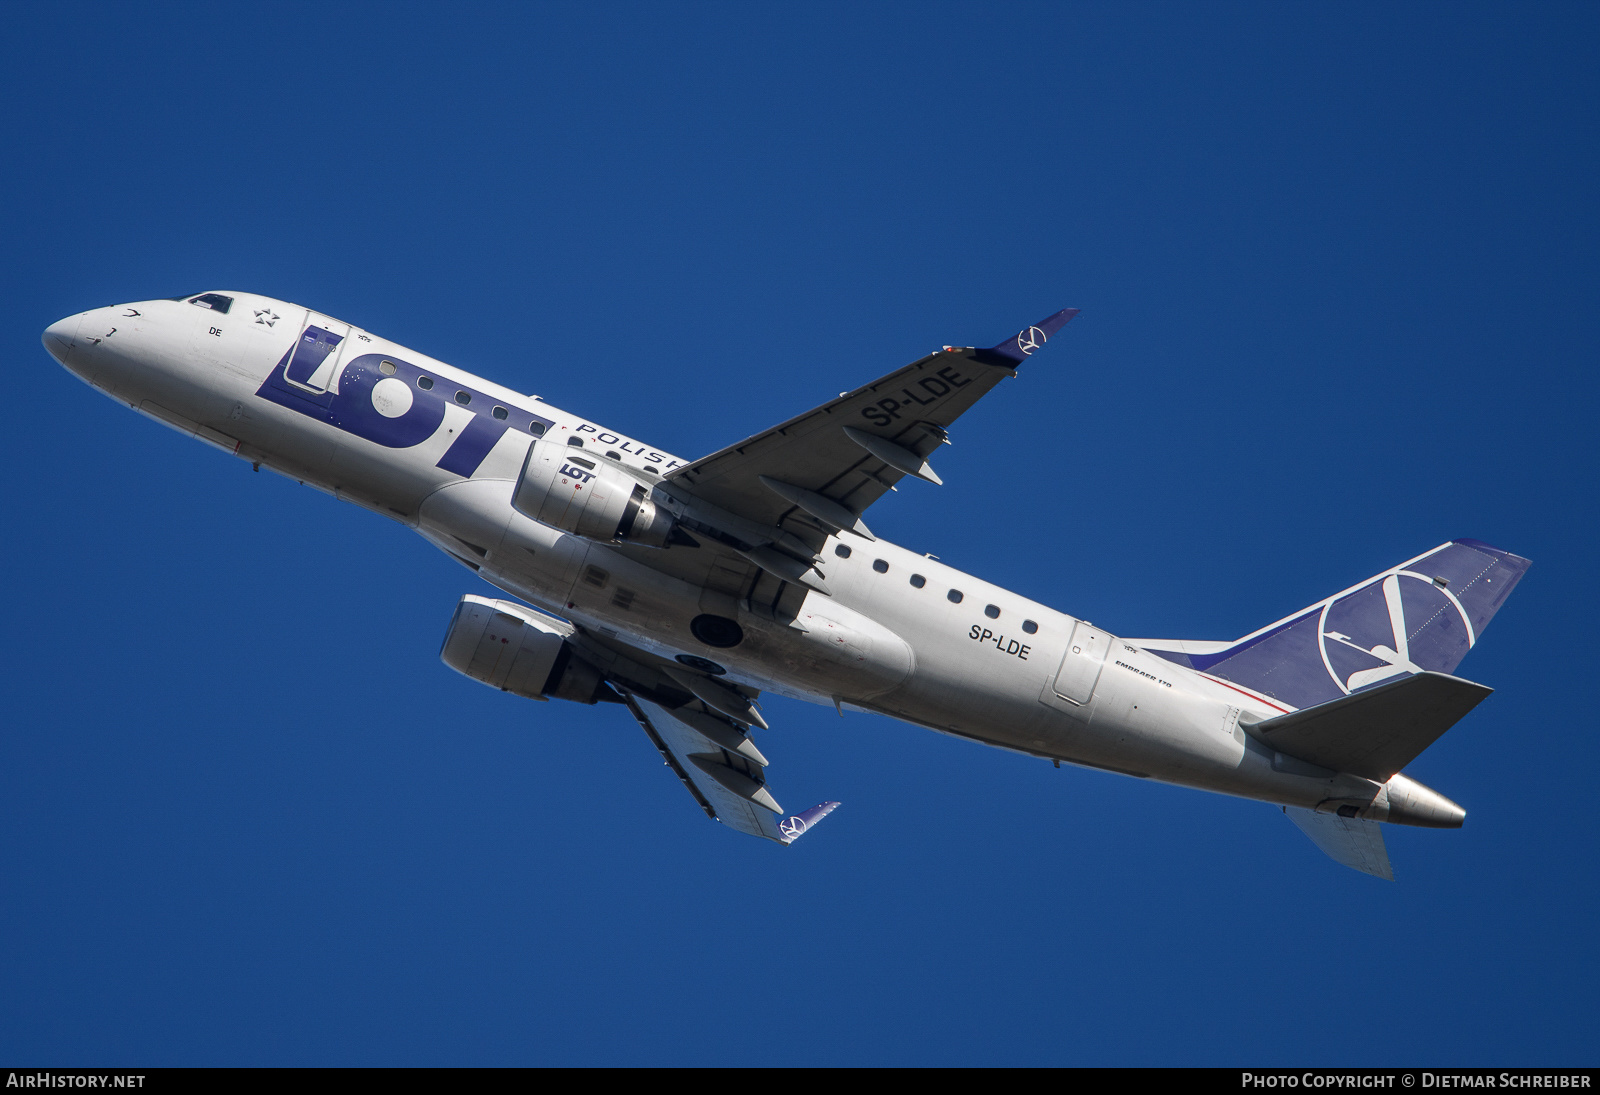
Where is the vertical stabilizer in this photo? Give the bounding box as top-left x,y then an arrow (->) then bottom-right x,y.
1137,539 -> 1530,712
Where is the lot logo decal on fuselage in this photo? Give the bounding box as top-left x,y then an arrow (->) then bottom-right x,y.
256,325 -> 554,478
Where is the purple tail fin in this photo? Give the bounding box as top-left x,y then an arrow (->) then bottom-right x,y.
777,801 -> 840,845
1142,540 -> 1530,711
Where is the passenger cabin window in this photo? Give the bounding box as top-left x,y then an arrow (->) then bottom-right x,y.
873,559 -> 889,573
492,406 -> 508,420
417,376 -> 434,390
834,544 -> 852,558
947,589 -> 964,603
379,360 -> 397,376
984,604 -> 1000,619
567,437 -> 583,447
189,293 -> 233,314
642,466 -> 657,474
607,451 -> 621,460
529,422 -> 547,437
455,391 -> 471,405
1023,620 -> 1039,634
910,574 -> 926,588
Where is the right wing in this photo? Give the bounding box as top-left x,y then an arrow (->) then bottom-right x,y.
461,595 -> 840,845
622,692 -> 839,844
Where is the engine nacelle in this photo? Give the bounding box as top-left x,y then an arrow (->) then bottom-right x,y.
512,439 -> 677,547
439,595 -> 610,704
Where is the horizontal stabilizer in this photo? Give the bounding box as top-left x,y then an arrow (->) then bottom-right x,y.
663,307 -> 1080,549
1284,806 -> 1394,880
1247,671 -> 1492,782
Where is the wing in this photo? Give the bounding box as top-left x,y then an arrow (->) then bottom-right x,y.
604,308 -> 1078,614
623,693 -> 839,843
558,617 -> 840,845
661,308 -> 1078,546
1283,806 -> 1395,880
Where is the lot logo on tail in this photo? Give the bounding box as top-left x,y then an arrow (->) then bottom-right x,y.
1319,571 -> 1474,695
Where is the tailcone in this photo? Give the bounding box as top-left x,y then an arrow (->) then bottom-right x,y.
1380,772 -> 1467,829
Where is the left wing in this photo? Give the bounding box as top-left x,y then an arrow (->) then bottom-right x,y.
601,308 -> 1077,614
660,308 -> 1078,546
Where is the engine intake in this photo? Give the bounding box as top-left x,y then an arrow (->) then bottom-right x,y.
439,594 -> 611,704
512,439 -> 677,547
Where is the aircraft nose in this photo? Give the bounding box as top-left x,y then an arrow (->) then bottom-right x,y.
42,314 -> 81,366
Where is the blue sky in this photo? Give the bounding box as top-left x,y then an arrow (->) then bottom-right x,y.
2,1 -> 1596,1065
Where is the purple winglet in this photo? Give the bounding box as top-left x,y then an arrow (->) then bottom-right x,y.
979,307 -> 1080,367
777,801 -> 841,845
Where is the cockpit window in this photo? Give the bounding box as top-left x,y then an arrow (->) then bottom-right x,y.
188,293 -> 233,314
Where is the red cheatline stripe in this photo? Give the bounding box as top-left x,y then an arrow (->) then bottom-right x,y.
1198,672 -> 1291,713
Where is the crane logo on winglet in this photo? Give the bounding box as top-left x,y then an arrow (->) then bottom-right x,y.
1016,326 -> 1048,355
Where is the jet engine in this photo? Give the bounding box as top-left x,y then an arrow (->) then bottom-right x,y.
439,594 -> 612,704
512,439 -> 677,547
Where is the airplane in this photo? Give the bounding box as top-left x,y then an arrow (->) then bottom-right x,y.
42,292 -> 1530,878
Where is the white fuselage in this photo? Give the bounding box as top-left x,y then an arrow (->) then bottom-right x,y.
46,293 -> 1392,817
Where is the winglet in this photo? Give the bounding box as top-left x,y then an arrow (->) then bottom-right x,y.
976,307 -> 1080,367
778,801 -> 840,845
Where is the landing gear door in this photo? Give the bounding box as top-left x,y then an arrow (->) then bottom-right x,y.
1052,621 -> 1110,705
282,315 -> 353,394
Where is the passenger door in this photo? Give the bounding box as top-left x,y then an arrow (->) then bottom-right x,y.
1051,620 -> 1110,705
281,314 -> 353,394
